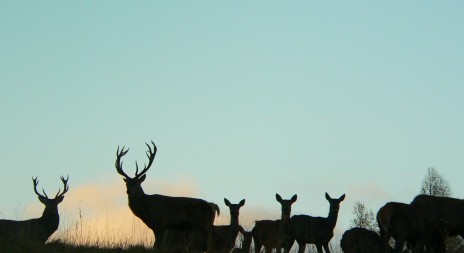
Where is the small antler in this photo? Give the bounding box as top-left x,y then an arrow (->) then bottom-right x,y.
32,177 -> 48,199
115,146 -> 131,179
55,175 -> 69,198
134,141 -> 157,179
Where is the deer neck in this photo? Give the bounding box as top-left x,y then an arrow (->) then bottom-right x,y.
127,190 -> 150,219
40,207 -> 60,234
243,238 -> 252,251
230,215 -> 239,228
281,213 -> 291,222
326,205 -> 340,228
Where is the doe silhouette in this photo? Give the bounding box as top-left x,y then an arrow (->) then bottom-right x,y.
284,192 -> 345,253
211,198 -> 245,253
377,202 -> 447,253
252,194 -> 297,253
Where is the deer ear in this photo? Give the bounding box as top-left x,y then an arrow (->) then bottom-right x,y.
224,198 -> 231,206
56,195 -> 65,204
239,199 -> 246,207
291,194 -> 297,203
139,174 -> 146,182
239,225 -> 245,233
339,194 -> 346,201
276,194 -> 283,203
325,192 -> 331,201
38,196 -> 47,204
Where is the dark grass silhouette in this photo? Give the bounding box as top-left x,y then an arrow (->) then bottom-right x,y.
115,141 -> 218,252
0,176 -> 69,244
0,240 -> 150,253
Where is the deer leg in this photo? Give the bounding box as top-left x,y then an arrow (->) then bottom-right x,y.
379,230 -> 391,253
254,242 -> 262,253
264,246 -> 273,253
283,238 -> 294,253
412,241 -> 425,253
297,241 -> 306,253
316,244 -> 324,253
323,243 -> 331,253
394,239 -> 405,253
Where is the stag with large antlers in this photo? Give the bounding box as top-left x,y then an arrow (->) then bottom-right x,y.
0,176 -> 69,244
284,193 -> 345,253
252,194 -> 297,253
115,141 -> 218,252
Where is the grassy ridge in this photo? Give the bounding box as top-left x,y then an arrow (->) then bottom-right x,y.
0,240 -> 150,253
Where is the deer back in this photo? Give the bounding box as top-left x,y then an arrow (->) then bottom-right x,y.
252,194 -> 297,249
340,227 -> 392,253
411,194 -> 464,237
286,193 -> 345,245
377,202 -> 447,253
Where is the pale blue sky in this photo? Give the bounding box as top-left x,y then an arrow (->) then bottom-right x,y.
1,1 -> 464,235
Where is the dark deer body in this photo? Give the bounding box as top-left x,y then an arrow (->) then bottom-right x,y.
284,193 -> 345,253
376,202 -> 446,253
340,227 -> 392,253
211,198 -> 245,253
115,141 -> 218,252
0,176 -> 69,244
411,194 -> 464,238
232,226 -> 253,253
252,194 -> 297,253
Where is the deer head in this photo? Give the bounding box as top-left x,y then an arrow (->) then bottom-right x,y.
33,176 -> 69,214
276,194 -> 297,220
115,141 -> 157,196
325,192 -> 345,212
224,198 -> 245,219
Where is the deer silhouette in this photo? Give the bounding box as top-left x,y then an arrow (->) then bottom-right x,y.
252,194 -> 297,253
0,176 -> 69,244
340,227 -> 392,253
377,202 -> 447,253
284,192 -> 345,253
232,226 -> 253,253
210,198 -> 245,253
411,194 -> 464,239
115,141 -> 218,252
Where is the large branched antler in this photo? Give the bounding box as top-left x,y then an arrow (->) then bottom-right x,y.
134,141 -> 157,179
115,146 -> 131,179
32,177 -> 48,199
55,175 -> 69,198
115,141 -> 157,180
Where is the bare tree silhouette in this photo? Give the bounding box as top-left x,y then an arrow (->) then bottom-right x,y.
115,141 -> 218,252
0,176 -> 69,244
